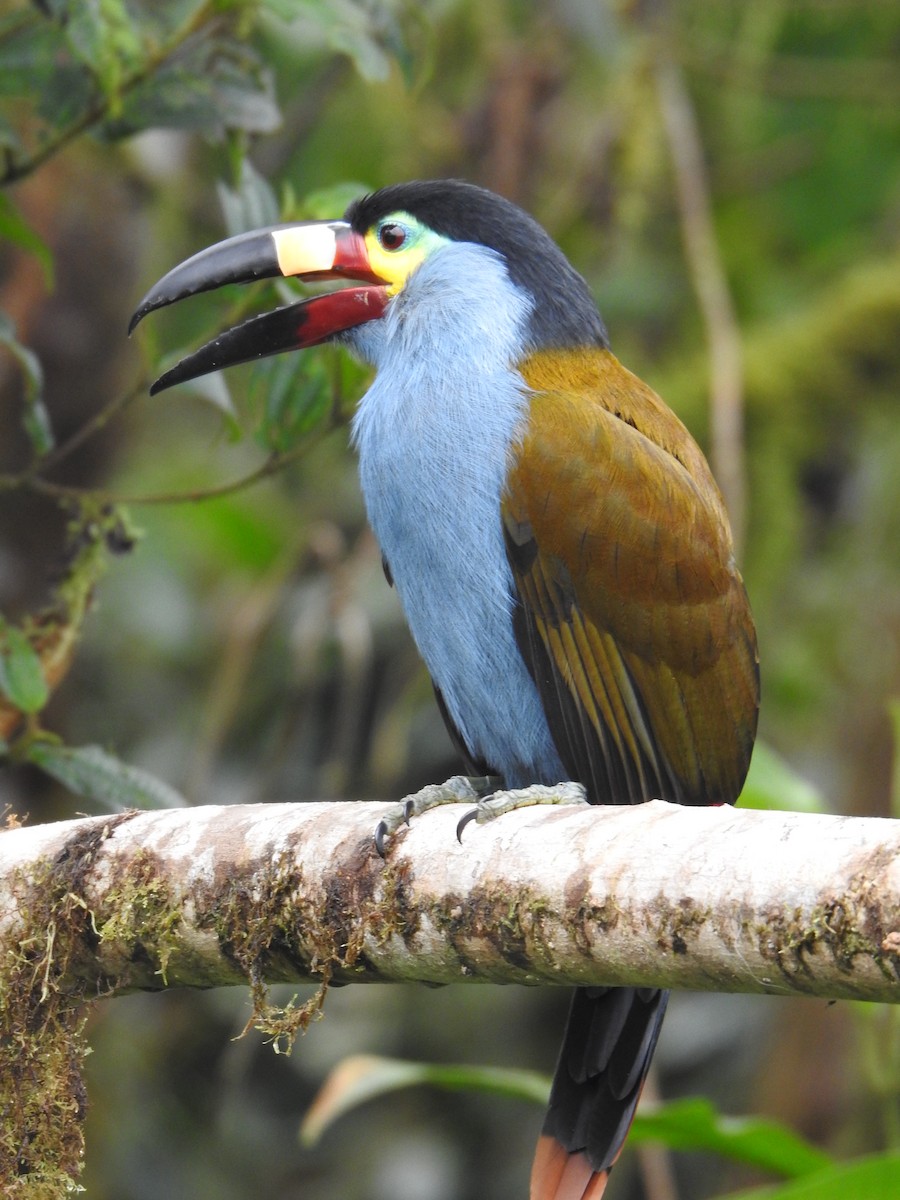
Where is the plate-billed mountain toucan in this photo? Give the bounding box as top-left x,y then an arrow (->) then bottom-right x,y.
131,179 -> 759,1200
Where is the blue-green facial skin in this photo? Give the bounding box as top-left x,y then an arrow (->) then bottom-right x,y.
369,212 -> 451,271
346,239 -> 566,785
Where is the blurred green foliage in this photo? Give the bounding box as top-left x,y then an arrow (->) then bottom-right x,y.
1,0 -> 899,1197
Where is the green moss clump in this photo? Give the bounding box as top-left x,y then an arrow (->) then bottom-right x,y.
204,848 -> 332,1054
94,848 -> 183,985
1,858 -> 92,1196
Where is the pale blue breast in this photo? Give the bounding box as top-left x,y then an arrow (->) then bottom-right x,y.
346,243 -> 565,785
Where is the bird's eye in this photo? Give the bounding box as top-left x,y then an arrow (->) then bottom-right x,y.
377,222 -> 408,251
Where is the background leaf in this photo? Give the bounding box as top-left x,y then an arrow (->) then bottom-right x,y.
631,1098 -> 831,1179
301,1057 -> 830,1184
0,625 -> 48,714
301,1055 -> 551,1146
26,742 -> 188,811
218,159 -> 281,238
0,312 -> 52,455
722,1152 -> 900,1200
0,193 -> 53,284
738,741 -> 826,813
252,351 -> 332,452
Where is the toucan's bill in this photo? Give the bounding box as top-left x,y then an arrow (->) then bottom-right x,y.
129,220 -> 389,395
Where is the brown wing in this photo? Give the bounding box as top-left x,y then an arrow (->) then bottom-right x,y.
504,349 -> 758,807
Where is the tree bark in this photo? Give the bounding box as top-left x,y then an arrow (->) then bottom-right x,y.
3,799 -> 900,1002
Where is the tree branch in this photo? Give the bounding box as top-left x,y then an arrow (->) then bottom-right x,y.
3,800 -> 900,1003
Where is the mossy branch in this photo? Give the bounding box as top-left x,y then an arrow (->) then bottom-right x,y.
4,799 -> 900,1002
3,799 -> 900,1192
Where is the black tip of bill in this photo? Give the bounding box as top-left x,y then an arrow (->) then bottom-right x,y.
128,228 -> 284,336
147,302 -> 309,395
145,286 -> 389,396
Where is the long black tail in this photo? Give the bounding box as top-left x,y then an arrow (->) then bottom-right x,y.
530,986 -> 669,1200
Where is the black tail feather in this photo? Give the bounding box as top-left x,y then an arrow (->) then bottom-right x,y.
543,986 -> 669,1174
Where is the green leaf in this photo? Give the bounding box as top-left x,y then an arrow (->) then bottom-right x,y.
301,1058 -> 829,1185
35,61 -> 95,131
210,60 -> 282,137
64,0 -> 143,116
252,352 -> 331,452
110,40 -> 280,143
262,0 -> 399,82
295,181 -> 371,221
218,158 -> 281,238
629,1098 -> 830,1179
0,311 -> 53,455
183,370 -> 240,430
111,66 -> 219,137
300,1055 -> 551,1146
738,741 -> 826,813
26,742 -> 188,811
720,1152 -> 900,1200
0,625 -> 49,714
0,14 -> 63,102
148,351 -> 241,436
0,193 -> 53,285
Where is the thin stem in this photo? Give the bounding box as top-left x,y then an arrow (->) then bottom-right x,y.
4,418 -> 336,508
654,51 -> 747,557
38,375 -> 148,474
637,1070 -> 680,1200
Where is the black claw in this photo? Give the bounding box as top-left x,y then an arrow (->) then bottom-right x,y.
456,807 -> 480,843
374,821 -> 388,859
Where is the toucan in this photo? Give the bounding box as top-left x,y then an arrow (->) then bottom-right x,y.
131,179 -> 759,1200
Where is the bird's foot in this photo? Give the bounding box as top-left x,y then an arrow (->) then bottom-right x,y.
374,774 -> 500,857
456,781 -> 588,841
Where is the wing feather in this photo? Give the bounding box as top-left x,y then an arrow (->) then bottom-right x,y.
504,349 -> 758,807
